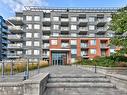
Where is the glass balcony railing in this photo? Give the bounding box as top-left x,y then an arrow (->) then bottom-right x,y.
61,43 -> 70,48
8,17 -> 23,21
61,18 -> 69,22
79,27 -> 88,31
8,35 -> 22,39
100,44 -> 108,48
42,27 -> 51,30
79,19 -> 88,22
43,18 -> 51,21
8,26 -> 23,30
61,27 -> 69,31
8,44 -> 22,48
81,44 -> 88,48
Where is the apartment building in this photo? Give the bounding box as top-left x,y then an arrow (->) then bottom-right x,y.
7,12 -> 25,59
8,7 -> 118,64
0,16 -> 8,61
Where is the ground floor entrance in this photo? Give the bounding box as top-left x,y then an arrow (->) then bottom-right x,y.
52,52 -> 67,65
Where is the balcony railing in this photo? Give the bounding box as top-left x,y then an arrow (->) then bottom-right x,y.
8,26 -> 23,31
7,53 -> 21,58
61,27 -> 69,31
8,17 -> 23,21
42,27 -> 51,30
8,35 -> 22,39
42,36 -> 50,39
97,19 -> 107,23
97,28 -> 107,32
61,18 -> 69,22
43,18 -> 51,21
42,45 -> 49,48
100,44 -> 108,48
79,27 -> 88,31
79,19 -> 88,22
8,44 -> 22,48
61,43 -> 70,48
81,44 -> 88,48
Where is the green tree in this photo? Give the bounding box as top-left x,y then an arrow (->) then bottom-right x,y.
110,6 -> 127,56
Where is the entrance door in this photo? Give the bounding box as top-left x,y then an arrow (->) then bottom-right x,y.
52,52 -> 67,65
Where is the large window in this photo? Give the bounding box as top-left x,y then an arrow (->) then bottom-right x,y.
26,50 -> 32,55
89,25 -> 95,30
26,33 -> 32,38
34,50 -> 40,55
26,41 -> 32,46
34,41 -> 40,46
53,17 -> 59,21
71,25 -> 77,30
71,49 -> 77,54
71,17 -> 77,22
27,24 -> 32,29
53,25 -> 59,30
34,16 -> 40,21
26,16 -> 32,21
71,40 -> 77,45
90,40 -> 96,45
90,49 -> 96,54
34,24 -> 40,29
34,33 -> 39,38
51,40 -> 57,45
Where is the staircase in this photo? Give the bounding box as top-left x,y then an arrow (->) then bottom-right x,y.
47,74 -> 114,88
43,74 -> 127,95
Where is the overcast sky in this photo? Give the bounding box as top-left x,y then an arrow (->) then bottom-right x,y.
0,0 -> 127,19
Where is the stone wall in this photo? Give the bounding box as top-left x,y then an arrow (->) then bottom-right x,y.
0,73 -> 49,95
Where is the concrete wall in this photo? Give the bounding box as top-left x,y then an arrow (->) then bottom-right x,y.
0,73 -> 49,95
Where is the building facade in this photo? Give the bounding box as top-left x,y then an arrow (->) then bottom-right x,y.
0,16 -> 8,61
8,7 -> 118,64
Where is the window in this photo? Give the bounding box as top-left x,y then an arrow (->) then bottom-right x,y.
71,25 -> 77,30
26,50 -> 32,55
34,24 -> 40,29
26,33 -> 32,38
89,17 -> 95,22
26,41 -> 32,46
71,49 -> 77,54
34,33 -> 39,38
53,25 -> 59,30
34,16 -> 40,21
89,25 -> 95,30
71,40 -> 77,45
90,40 -> 96,45
90,49 -> 96,54
34,50 -> 40,55
71,17 -> 77,22
34,41 -> 40,46
51,40 -> 57,45
53,17 -> 59,21
26,16 -> 32,21
27,24 -> 32,29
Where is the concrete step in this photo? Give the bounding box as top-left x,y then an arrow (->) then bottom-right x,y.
46,82 -> 115,88
48,78 -> 110,83
49,74 -> 106,78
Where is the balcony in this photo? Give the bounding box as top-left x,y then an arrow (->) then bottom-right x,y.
79,27 -> 88,31
97,19 -> 107,24
61,18 -> 69,22
42,27 -> 51,31
61,27 -> 69,31
8,44 -> 22,49
8,17 -> 24,25
7,53 -> 21,59
81,43 -> 88,48
79,19 -> 88,23
42,54 -> 49,58
61,43 -> 70,48
2,28 -> 8,34
8,26 -> 24,33
42,36 -> 50,40
43,18 -> 51,22
42,44 -> 50,49
8,35 -> 23,41
81,52 -> 89,58
97,28 -> 107,34
100,44 -> 109,49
